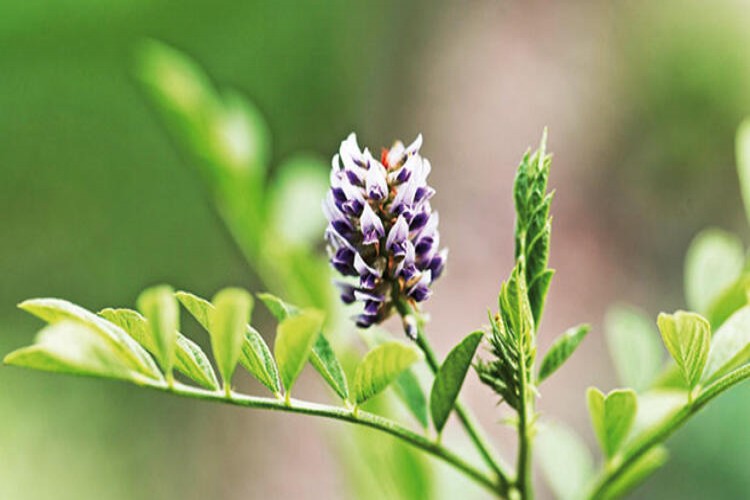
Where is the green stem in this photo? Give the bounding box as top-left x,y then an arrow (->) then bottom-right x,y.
515,346 -> 534,500
586,365 -> 750,499
395,299 -> 512,495
151,381 -> 499,494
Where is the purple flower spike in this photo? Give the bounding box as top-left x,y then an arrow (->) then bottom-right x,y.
323,132 -> 447,331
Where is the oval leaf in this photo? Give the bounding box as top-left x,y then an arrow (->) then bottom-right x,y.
537,421 -> 593,500
137,285 -> 179,382
602,446 -> 668,499
538,324 -> 590,383
702,306 -> 750,383
258,292 -> 348,400
684,228 -> 744,314
4,321 -> 139,382
587,387 -> 637,458
210,288 -> 253,391
657,311 -> 711,389
177,291 -> 280,394
394,369 -> 428,429
354,342 -> 423,406
430,331 -> 483,433
275,309 -> 324,395
605,306 -> 664,392
99,308 -> 219,390
736,118 -> 750,226
18,298 -> 161,379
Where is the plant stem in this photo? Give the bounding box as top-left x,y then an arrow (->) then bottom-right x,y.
515,345 -> 534,500
152,381 -> 499,494
394,298 -> 512,495
586,364 -> 750,499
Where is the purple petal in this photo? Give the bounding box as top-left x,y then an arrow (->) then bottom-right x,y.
386,215 -> 409,251
360,203 -> 385,245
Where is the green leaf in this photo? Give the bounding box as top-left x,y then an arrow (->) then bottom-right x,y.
587,387 -> 637,458
736,118 -> 750,226
605,305 -> 664,392
702,306 -> 750,383
602,446 -> 668,500
537,421 -> 593,500
275,309 -> 324,395
209,288 -> 253,391
18,298 -> 161,379
631,390 -> 686,436
353,342 -> 423,406
310,334 -> 350,401
393,369 -> 428,428
656,311 -> 711,389
705,274 -> 750,328
99,308 -> 219,390
430,331 -> 483,433
538,324 -> 590,382
177,291 -> 280,394
257,292 -> 300,321
684,228 -> 744,314
137,285 -> 179,382
268,156 -> 329,246
4,321 -> 140,382
258,293 -> 347,400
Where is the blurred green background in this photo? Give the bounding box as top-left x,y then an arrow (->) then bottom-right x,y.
2,1 -> 750,499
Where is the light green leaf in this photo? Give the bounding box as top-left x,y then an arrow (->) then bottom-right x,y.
602,446 -> 668,500
736,118 -> 750,226
137,285 -> 179,382
257,292 -> 300,321
99,308 -> 219,390
258,293 -> 347,400
537,421 -> 593,500
587,387 -> 637,458
631,390 -> 686,437
538,324 -> 590,383
18,298 -> 161,379
657,311 -> 711,389
310,334 -> 349,401
705,274 -> 750,328
209,288 -> 253,391
354,342 -> 423,406
605,306 -> 663,392
275,309 -> 324,395
685,228 -> 744,314
430,331 -> 483,433
4,321 -> 139,383
177,291 -> 280,394
702,306 -> 750,383
393,369 -> 428,429
268,156 -> 329,246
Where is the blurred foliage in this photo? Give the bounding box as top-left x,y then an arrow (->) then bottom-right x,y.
0,1 -> 433,499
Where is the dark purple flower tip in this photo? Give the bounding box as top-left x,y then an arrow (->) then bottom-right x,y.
332,247 -> 356,276
408,271 -> 433,302
335,282 -> 357,304
386,216 -> 409,251
409,211 -> 430,232
428,249 -> 448,280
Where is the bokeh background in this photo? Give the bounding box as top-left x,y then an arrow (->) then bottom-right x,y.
2,1 -> 750,498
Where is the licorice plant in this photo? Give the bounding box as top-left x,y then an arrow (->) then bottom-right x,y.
7,41 -> 750,500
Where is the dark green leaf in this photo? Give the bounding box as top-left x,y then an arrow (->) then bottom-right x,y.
430,331 -> 483,433
393,369 -> 428,428
353,342 -> 422,405
538,324 -> 590,382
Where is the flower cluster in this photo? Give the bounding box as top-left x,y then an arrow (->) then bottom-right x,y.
323,133 -> 447,330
